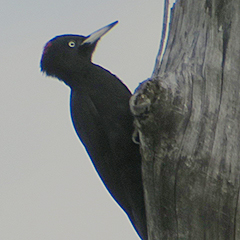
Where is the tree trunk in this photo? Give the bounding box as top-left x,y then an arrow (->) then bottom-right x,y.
130,0 -> 240,239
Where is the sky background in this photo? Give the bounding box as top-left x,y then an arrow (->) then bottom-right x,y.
0,0 -> 173,239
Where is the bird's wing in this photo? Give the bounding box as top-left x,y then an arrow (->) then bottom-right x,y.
70,90 -> 132,212
70,89 -> 147,239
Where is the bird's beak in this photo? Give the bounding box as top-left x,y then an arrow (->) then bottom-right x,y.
81,21 -> 118,45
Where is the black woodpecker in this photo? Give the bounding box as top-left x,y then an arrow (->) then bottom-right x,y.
40,21 -> 147,240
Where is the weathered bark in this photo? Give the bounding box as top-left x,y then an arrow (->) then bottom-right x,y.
130,0 -> 240,239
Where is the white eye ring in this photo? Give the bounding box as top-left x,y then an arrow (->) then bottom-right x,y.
68,41 -> 76,48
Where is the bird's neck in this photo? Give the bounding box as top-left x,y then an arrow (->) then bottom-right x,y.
57,62 -> 94,89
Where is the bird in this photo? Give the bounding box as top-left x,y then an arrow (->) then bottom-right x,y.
40,21 -> 147,240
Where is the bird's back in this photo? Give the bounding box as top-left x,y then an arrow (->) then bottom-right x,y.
70,64 -> 147,239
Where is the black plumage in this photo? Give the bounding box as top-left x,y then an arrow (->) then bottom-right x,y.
40,21 -> 147,240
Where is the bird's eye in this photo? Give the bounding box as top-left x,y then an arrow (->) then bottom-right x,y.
68,41 -> 76,48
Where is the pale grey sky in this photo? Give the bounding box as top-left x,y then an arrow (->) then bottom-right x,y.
0,0 -> 169,239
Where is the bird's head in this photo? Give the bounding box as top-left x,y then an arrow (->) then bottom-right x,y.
40,21 -> 118,78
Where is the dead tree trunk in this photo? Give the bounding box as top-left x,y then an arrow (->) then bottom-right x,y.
130,0 -> 240,239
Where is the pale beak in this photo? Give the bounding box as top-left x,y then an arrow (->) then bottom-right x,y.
81,21 -> 118,45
